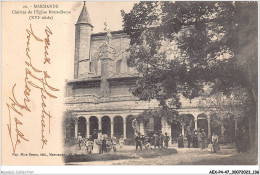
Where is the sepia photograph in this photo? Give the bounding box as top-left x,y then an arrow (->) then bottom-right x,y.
63,1 -> 258,166
1,0 -> 258,174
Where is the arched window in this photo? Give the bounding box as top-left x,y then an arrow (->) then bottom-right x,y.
89,62 -> 92,72
116,60 -> 122,73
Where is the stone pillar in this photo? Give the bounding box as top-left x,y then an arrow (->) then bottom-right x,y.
75,119 -> 78,138
194,116 -> 198,131
181,123 -> 185,136
161,117 -> 166,134
140,120 -> 145,135
111,121 -> 114,137
166,122 -> 172,145
207,116 -> 211,138
86,118 -> 90,138
99,121 -> 102,132
123,120 -> 127,139
85,121 -> 88,138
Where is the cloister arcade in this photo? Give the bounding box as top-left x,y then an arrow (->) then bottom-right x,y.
65,110 -> 238,144
68,114 -> 135,140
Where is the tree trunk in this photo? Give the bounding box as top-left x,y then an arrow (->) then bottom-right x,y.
247,62 -> 258,153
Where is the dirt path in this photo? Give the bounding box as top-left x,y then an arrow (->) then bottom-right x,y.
66,147 -> 253,165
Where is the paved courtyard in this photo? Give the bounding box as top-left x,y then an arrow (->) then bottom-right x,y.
65,145 -> 257,165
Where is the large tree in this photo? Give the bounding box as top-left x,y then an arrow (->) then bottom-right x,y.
121,1 -> 257,152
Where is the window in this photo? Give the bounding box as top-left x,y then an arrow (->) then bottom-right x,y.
89,62 -> 92,72
116,60 -> 122,73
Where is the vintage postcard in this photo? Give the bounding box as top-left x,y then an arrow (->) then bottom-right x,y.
1,0 -> 259,171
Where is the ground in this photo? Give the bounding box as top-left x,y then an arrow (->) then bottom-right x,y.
64,144 -> 257,165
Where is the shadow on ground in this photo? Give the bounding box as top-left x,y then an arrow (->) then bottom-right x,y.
64,148 -> 177,163
189,152 -> 257,165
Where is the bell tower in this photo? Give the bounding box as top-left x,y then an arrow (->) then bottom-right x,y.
74,2 -> 93,79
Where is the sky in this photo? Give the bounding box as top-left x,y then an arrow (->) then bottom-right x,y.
73,1 -> 137,33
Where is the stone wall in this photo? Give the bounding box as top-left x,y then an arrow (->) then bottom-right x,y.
79,32 -> 133,77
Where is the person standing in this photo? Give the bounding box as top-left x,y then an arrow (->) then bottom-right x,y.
160,132 -> 164,149
77,133 -> 83,150
135,133 -> 142,150
186,126 -> 192,148
197,129 -> 202,148
97,130 -> 102,154
91,129 -> 98,141
154,132 -> 160,149
102,135 -> 107,153
112,135 -> 117,152
193,130 -> 198,148
201,129 -> 207,149
164,133 -> 170,149
178,134 -> 184,148
212,133 -> 219,153
119,135 -> 124,149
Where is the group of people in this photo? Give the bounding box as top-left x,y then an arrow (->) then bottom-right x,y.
178,126 -> 220,153
135,132 -> 170,150
178,127 -> 207,149
76,127 -> 222,154
77,129 -> 125,154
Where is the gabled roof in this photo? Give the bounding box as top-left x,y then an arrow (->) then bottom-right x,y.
76,2 -> 93,27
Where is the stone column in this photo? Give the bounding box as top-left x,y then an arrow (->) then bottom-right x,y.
194,116 -> 198,131
111,121 -> 114,138
75,119 -> 78,138
123,120 -> 127,139
181,123 -> 185,136
140,120 -> 145,135
86,117 -> 90,138
207,116 -> 211,138
166,122 -> 172,145
99,121 -> 102,132
161,117 -> 166,134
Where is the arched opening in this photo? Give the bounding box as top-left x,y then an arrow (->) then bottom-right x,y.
78,116 -> 86,138
89,116 -> 99,136
116,60 -> 122,73
114,116 -> 123,139
126,115 -> 135,145
171,121 -> 182,144
185,114 -> 195,130
197,113 -> 208,136
154,116 -> 162,132
180,114 -> 195,135
101,116 -> 111,137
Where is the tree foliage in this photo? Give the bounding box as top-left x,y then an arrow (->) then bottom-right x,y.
122,1 -> 257,150
137,106 -> 179,124
122,1 -> 257,106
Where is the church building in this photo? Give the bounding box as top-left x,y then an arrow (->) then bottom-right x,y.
64,3 -> 230,144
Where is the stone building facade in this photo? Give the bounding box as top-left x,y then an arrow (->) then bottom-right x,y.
64,3 -> 238,144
